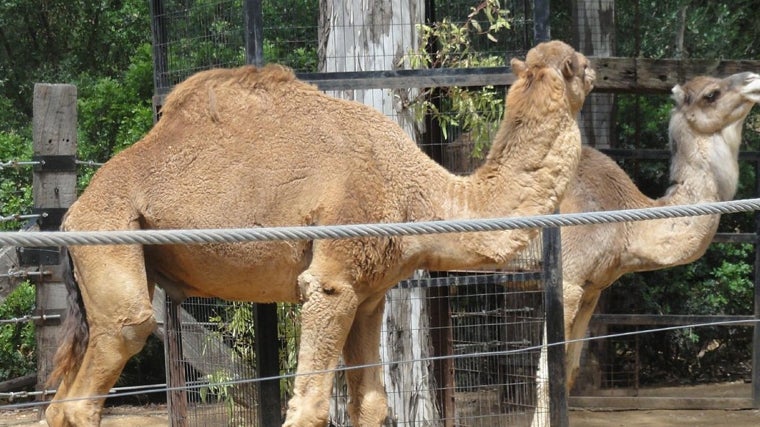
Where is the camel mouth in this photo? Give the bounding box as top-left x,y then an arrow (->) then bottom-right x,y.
740,73 -> 760,103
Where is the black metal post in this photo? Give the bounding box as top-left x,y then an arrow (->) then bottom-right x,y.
543,226 -> 568,427
533,0 -> 551,43
242,0 -> 281,420
253,303 -> 282,424
753,158 -> 760,408
243,0 -> 265,67
148,0 -> 170,95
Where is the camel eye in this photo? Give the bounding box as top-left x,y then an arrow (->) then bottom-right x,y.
704,90 -> 719,103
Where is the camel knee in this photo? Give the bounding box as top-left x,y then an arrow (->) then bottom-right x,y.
121,314 -> 156,356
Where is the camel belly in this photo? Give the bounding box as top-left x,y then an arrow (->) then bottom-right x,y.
145,240 -> 310,303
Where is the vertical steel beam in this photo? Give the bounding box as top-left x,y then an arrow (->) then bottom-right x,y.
543,226 -> 568,427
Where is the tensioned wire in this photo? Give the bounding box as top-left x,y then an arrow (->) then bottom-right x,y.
0,198 -> 760,247
2,198 -> 759,409
1,319 -> 757,410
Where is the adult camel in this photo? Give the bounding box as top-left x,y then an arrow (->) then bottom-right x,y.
45,40 -> 595,427
532,71 -> 760,427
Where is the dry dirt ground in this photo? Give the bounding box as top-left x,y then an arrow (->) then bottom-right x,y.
2,383 -> 759,426
2,407 -> 759,427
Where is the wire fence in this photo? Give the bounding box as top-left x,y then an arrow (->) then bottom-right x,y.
1,317 -> 756,410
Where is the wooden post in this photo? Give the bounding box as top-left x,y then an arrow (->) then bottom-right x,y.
573,0 -> 616,149
31,83 -> 78,410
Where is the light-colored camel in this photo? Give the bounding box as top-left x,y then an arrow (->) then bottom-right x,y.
532,71 -> 760,426
44,40 -> 594,427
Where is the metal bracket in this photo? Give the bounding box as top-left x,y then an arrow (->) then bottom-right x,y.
17,247 -> 61,266
32,309 -> 64,326
32,155 -> 77,172
32,208 -> 68,231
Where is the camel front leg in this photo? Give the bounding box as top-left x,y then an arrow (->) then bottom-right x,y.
342,293 -> 388,425
284,270 -> 358,427
565,290 -> 602,391
531,281 -> 587,427
530,324 -> 550,427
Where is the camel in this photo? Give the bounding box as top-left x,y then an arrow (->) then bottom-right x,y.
531,71 -> 760,426
44,40 -> 595,427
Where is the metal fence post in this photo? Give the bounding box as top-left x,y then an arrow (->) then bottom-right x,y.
753,158 -> 760,408
543,226 -> 568,427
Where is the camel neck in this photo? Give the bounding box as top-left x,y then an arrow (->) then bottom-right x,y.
408,108 -> 580,271
662,120 -> 741,205
624,118 -> 742,271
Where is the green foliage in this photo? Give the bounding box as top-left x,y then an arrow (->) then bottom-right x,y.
205,302 -> 301,404
0,128 -> 33,231
76,43 -> 155,188
0,282 -> 36,382
609,243 -> 755,384
615,0 -> 760,59
406,0 -> 510,154
262,0 -> 319,71
0,0 -> 151,117
277,303 -> 300,401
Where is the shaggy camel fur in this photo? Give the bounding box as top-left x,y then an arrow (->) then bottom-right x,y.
532,71 -> 760,426
44,40 -> 594,427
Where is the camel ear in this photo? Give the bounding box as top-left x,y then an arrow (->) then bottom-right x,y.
672,84 -> 687,105
511,58 -> 528,78
562,54 -> 579,79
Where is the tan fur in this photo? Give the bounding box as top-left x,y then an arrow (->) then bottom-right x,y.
45,40 -> 594,427
560,72 -> 760,393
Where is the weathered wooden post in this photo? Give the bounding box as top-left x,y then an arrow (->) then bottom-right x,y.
28,83 -> 78,412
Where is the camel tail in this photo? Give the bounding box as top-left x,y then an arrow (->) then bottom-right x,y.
46,248 -> 89,387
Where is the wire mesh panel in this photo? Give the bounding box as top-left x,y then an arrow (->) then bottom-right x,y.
447,272 -> 545,426
167,298 -> 259,426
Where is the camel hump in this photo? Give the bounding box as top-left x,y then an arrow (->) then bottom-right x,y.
160,64 -> 309,118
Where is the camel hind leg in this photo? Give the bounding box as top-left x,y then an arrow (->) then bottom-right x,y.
46,244 -> 156,427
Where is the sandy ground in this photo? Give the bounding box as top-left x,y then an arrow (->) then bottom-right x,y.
2,382 -> 760,426
2,407 -> 759,427
2,407 -> 760,426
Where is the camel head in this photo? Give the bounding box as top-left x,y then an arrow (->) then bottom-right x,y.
509,40 -> 595,115
669,72 -> 760,201
671,72 -> 760,137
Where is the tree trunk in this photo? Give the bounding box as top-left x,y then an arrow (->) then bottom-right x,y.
573,0 -> 615,149
319,1 -> 438,424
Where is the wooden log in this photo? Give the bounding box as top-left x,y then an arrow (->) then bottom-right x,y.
0,374 -> 37,392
